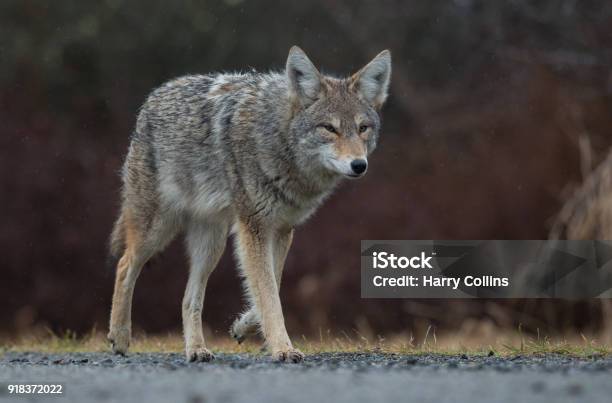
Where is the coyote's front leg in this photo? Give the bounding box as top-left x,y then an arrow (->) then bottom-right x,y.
235,219 -> 303,363
230,228 -> 293,343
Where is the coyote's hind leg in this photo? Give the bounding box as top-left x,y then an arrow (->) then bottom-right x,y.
108,211 -> 177,355
108,213 -> 149,355
182,219 -> 229,362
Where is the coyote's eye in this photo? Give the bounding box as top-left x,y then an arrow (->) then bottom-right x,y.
319,124 -> 337,134
359,125 -> 369,133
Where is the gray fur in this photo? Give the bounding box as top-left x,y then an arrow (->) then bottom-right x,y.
108,47 -> 391,362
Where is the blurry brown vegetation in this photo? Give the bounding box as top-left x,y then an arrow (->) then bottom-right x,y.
2,0 -> 612,342
550,147 -> 612,241
549,146 -> 612,337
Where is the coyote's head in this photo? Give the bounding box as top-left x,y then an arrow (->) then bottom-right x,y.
286,46 -> 391,180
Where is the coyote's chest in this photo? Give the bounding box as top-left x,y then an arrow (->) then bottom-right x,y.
273,203 -> 315,226
270,187 -> 331,227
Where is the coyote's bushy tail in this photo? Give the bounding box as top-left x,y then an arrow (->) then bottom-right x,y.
109,212 -> 126,259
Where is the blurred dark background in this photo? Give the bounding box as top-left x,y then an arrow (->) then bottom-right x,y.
2,0 -> 612,341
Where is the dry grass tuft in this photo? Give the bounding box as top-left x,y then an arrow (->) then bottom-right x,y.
1,328 -> 610,358
548,144 -> 612,337
549,147 -> 612,240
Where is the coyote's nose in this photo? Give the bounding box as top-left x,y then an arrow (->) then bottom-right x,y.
350,159 -> 368,175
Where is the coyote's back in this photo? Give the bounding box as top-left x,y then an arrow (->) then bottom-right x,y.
111,72 -> 285,256
108,46 -> 391,363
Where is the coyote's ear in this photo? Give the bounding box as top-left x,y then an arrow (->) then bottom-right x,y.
350,50 -> 392,109
286,46 -> 322,106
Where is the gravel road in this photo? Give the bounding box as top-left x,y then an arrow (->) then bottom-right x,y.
1,352 -> 611,403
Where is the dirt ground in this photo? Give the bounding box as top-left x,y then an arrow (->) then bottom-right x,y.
1,351 -> 611,403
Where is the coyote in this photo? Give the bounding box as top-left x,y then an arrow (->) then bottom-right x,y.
108,46 -> 391,362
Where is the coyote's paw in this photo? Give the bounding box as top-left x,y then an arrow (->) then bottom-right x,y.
186,347 -> 215,363
229,316 -> 258,344
274,348 -> 304,363
107,328 -> 130,355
